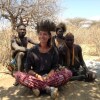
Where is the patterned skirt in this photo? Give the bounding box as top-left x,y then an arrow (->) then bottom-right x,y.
14,68 -> 72,90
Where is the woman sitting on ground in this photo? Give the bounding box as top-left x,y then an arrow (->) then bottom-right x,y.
14,20 -> 72,99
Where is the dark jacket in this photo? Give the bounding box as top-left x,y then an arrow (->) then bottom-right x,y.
25,45 -> 59,75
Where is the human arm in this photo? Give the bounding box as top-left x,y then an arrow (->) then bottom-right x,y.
51,47 -> 59,70
78,45 -> 88,72
78,45 -> 96,80
24,48 -> 39,73
24,49 -> 34,72
11,35 -> 27,52
11,40 -> 27,52
27,37 -> 38,45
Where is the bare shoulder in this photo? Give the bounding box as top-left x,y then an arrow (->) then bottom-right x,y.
74,44 -> 82,52
11,35 -> 17,40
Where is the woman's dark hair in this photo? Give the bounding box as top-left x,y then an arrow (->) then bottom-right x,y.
36,20 -> 56,47
47,32 -> 51,47
36,20 -> 56,34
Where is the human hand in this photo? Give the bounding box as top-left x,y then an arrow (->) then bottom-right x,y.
58,45 -> 66,55
86,71 -> 96,81
59,66 -> 65,70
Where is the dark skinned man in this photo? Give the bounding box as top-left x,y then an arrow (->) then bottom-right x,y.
52,23 -> 67,65
59,32 -> 96,82
11,23 -> 37,85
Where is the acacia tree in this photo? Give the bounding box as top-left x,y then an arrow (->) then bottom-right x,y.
0,0 -> 60,31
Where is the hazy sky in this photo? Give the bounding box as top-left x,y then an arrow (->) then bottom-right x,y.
59,0 -> 100,20
1,0 -> 100,29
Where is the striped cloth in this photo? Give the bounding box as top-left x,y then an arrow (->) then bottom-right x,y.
46,68 -> 72,87
14,68 -> 72,90
14,72 -> 46,90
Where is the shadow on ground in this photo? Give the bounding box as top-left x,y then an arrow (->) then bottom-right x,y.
0,75 -> 100,100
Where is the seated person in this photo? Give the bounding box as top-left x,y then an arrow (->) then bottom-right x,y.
52,23 -> 67,65
10,23 -> 37,72
14,20 -> 72,99
52,22 -> 66,48
59,32 -> 96,82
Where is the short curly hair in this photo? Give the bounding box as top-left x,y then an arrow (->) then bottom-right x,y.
65,32 -> 74,39
56,23 -> 67,33
16,23 -> 26,29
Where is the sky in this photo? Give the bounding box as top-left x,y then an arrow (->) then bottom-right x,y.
1,0 -> 100,29
59,0 -> 100,20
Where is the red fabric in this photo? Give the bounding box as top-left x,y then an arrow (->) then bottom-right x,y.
46,68 -> 72,87
14,68 -> 72,90
14,72 -> 46,90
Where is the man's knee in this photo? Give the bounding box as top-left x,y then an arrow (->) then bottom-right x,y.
18,52 -> 25,57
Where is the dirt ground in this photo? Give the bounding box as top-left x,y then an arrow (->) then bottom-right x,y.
0,68 -> 100,100
0,55 -> 100,100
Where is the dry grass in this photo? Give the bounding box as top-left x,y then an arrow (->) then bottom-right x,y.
0,25 -> 100,66
0,29 -> 38,66
0,26 -> 100,100
67,24 -> 100,56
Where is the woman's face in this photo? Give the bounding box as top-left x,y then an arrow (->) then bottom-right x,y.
38,31 -> 50,44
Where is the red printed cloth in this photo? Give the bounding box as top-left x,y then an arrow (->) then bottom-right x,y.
45,68 -> 72,87
14,72 -> 46,90
14,68 -> 72,90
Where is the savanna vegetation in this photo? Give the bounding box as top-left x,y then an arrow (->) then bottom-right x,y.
0,1 -> 100,100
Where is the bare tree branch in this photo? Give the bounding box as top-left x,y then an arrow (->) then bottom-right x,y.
0,0 -> 60,31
